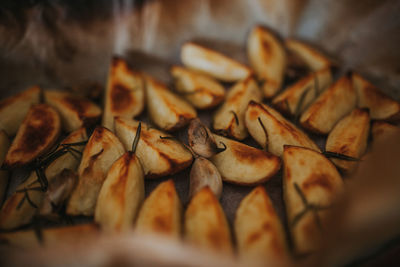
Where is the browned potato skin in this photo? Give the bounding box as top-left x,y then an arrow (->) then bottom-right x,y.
213,76 -> 263,140
283,146 -> 343,254
210,134 -> 281,185
0,130 -> 10,203
285,39 -> 332,71
0,128 -> 87,230
326,108 -> 370,173
44,90 -> 102,132
185,187 -> 232,254
103,57 -> 145,131
114,117 -> 193,178
273,67 -> 332,115
135,179 -> 182,238
245,101 -> 319,157
247,25 -> 286,98
0,86 -> 41,136
235,186 -> 289,264
300,74 -> 356,135
181,42 -> 252,82
0,224 -> 99,249
352,72 -> 400,121
4,104 -> 61,168
67,127 -> 125,216
95,152 -> 145,233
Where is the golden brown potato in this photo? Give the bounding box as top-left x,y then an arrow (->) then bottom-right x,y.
210,134 -> 281,185
0,128 -> 87,230
326,109 -> 370,173
0,224 -> 99,249
0,86 -> 41,136
300,74 -> 356,134
67,127 -> 125,216
247,25 -> 286,98
352,72 -> 400,121
283,146 -> 343,254
181,42 -> 251,82
184,187 -> 232,253
44,90 -> 101,132
273,67 -> 332,115
95,152 -> 145,233
4,104 -> 61,168
235,186 -> 289,264
0,130 -> 10,203
245,101 -> 319,157
136,179 -> 182,238
372,121 -> 400,145
171,65 -> 225,109
114,117 -> 193,178
213,76 -> 262,140
144,75 -> 197,131
285,39 -> 332,71
103,57 -> 145,131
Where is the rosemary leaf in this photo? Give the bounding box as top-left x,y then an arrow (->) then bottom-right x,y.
323,151 -> 360,162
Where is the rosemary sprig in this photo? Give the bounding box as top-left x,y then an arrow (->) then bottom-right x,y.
323,151 -> 360,162
291,182 -> 331,229
132,122 -> 141,153
257,117 -> 269,148
230,111 -> 239,125
15,140 -> 87,209
294,86 -> 312,122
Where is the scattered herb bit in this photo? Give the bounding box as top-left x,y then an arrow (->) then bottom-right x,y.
257,117 -> 269,148
159,136 -> 176,141
230,111 -> 239,125
291,182 -> 331,229
294,86 -> 311,122
323,151 -> 360,162
132,122 -> 141,153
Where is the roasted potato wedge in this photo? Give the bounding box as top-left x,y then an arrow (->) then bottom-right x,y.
67,127 -> 125,216
115,117 -> 193,178
300,74 -> 356,134
103,57 -> 145,130
95,152 -> 145,233
273,67 -> 332,115
185,187 -> 232,253
145,75 -> 197,131
283,146 -> 343,254
171,65 -> 225,109
44,90 -> 101,132
136,179 -> 182,238
0,86 -> 41,136
247,26 -> 286,98
213,76 -> 262,140
235,186 -> 289,264
181,42 -> 251,82
352,72 -> 400,121
0,130 -> 10,203
285,39 -> 332,71
372,121 -> 400,145
4,104 -> 61,168
0,224 -> 99,249
189,157 -> 222,199
245,101 -> 319,156
326,108 -> 370,172
210,135 -> 281,185
0,128 -> 87,229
